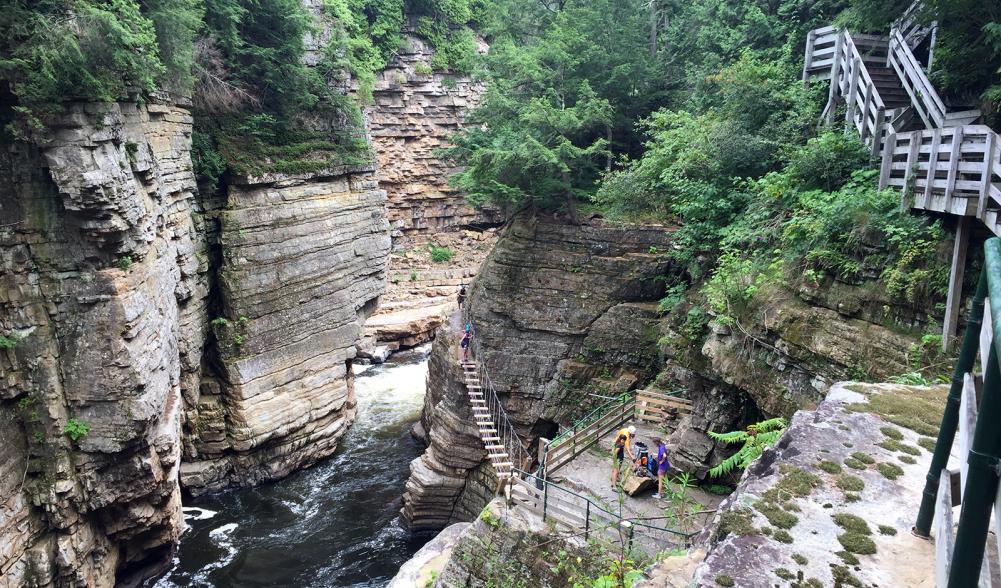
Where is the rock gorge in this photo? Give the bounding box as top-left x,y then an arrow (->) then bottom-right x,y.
401,211 -> 949,534
0,24 -> 488,586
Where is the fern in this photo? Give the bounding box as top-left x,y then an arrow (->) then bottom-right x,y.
708,418 -> 788,478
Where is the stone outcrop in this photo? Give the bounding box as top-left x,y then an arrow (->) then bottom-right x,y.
0,98 -> 205,586
401,214 -> 677,532
661,277 -> 935,480
361,32 -> 502,353
401,324 -> 499,534
0,95 -> 391,583
179,164 -> 390,494
688,381 -> 943,587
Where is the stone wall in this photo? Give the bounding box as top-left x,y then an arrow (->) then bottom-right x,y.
401,214 -> 676,532
361,33 -> 502,354
179,165 -> 390,494
0,98 -> 204,587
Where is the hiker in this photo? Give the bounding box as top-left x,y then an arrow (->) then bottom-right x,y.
651,436 -> 670,499
458,284 -> 467,309
460,328 -> 473,361
611,425 -> 637,487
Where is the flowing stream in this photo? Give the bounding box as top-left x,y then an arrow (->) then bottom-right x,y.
154,345 -> 431,587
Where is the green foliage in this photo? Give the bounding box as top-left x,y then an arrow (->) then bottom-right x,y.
837,532 -> 876,555
835,474 -> 865,492
116,255 -> 133,271
876,462 -> 904,480
840,0 -> 1001,123
0,333 -> 19,350
1,2 -> 164,119
430,245 -> 456,263
444,0 -> 666,219
832,513 -> 871,535
708,417 -> 787,477
63,418 -> 90,442
715,576 -> 735,587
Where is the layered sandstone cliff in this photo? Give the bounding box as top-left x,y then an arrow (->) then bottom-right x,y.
178,164 -> 390,494
401,214 -> 677,531
361,33 -> 501,354
0,98 -> 204,586
0,89 -> 391,582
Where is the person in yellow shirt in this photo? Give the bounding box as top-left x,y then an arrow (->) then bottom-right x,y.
611,425 -> 636,487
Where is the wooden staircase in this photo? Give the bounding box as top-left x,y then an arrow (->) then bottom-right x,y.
461,360 -> 516,480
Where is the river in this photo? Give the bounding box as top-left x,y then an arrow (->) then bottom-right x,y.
153,345 -> 431,587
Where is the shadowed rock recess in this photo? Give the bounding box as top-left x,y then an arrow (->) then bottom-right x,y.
0,91 -> 390,585
401,214 -> 677,532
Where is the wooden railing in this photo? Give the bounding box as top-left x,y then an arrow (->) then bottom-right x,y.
915,238 -> 1001,586
886,29 -> 979,130
808,29 -> 896,157
510,469 -> 696,555
635,389 -> 693,425
880,125 -> 1001,229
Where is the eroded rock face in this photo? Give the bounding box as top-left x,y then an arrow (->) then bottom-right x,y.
179,165 -> 391,494
689,382 -> 943,588
0,99 -> 205,586
401,214 -> 676,532
362,32 -> 502,353
401,325 -> 498,533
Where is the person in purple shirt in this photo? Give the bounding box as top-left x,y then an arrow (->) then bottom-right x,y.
651,436 -> 670,499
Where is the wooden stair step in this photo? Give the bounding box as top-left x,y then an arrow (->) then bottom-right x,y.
493,461 -> 514,468
470,398 -> 486,404
482,436 -> 501,441
472,406 -> 490,412
485,444 -> 506,450
479,430 -> 497,435
489,453 -> 510,460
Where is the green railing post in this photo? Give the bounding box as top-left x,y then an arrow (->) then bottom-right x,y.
585,501 -> 590,540
947,239 -> 1001,586
948,342 -> 1001,586
915,266 -> 988,537
542,479 -> 549,522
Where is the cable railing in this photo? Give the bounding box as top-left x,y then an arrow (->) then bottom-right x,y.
460,304 -> 533,474
915,237 -> 1001,586
510,468 -> 697,556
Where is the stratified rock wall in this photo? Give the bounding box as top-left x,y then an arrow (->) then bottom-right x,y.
402,325 -> 497,533
362,33 -> 502,353
0,98 -> 205,586
401,214 -> 676,532
179,166 -> 390,494
367,33 -> 493,245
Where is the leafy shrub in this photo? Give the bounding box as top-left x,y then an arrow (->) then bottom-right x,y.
0,334 -> 19,349
116,255 -> 133,271
708,417 -> 787,477
785,132 -> 869,192
430,245 -> 455,263
64,418 -> 90,442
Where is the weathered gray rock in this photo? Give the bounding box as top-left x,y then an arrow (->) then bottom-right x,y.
689,381 -> 944,587
386,522 -> 472,588
401,214 -> 677,532
179,166 -> 391,494
363,33 -> 501,349
0,98 -> 204,587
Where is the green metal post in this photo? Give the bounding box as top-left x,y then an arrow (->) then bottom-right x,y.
542,479 -> 549,522
914,266 -> 988,536
585,501 -> 590,540
948,239 -> 1001,586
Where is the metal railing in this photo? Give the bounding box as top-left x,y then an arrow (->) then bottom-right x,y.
510,469 -> 697,555
538,389 -> 693,479
460,305 -> 533,473
915,238 -> 1001,587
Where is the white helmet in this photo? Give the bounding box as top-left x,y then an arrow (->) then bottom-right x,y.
628,426 -> 636,435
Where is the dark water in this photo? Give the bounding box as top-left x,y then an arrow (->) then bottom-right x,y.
153,346 -> 431,588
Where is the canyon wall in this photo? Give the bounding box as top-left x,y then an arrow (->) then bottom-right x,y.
0,98 -> 204,586
0,92 -> 390,583
361,33 -> 501,355
401,214 -> 677,532
178,164 -> 390,494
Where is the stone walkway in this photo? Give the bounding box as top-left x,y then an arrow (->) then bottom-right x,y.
550,419 -> 724,537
